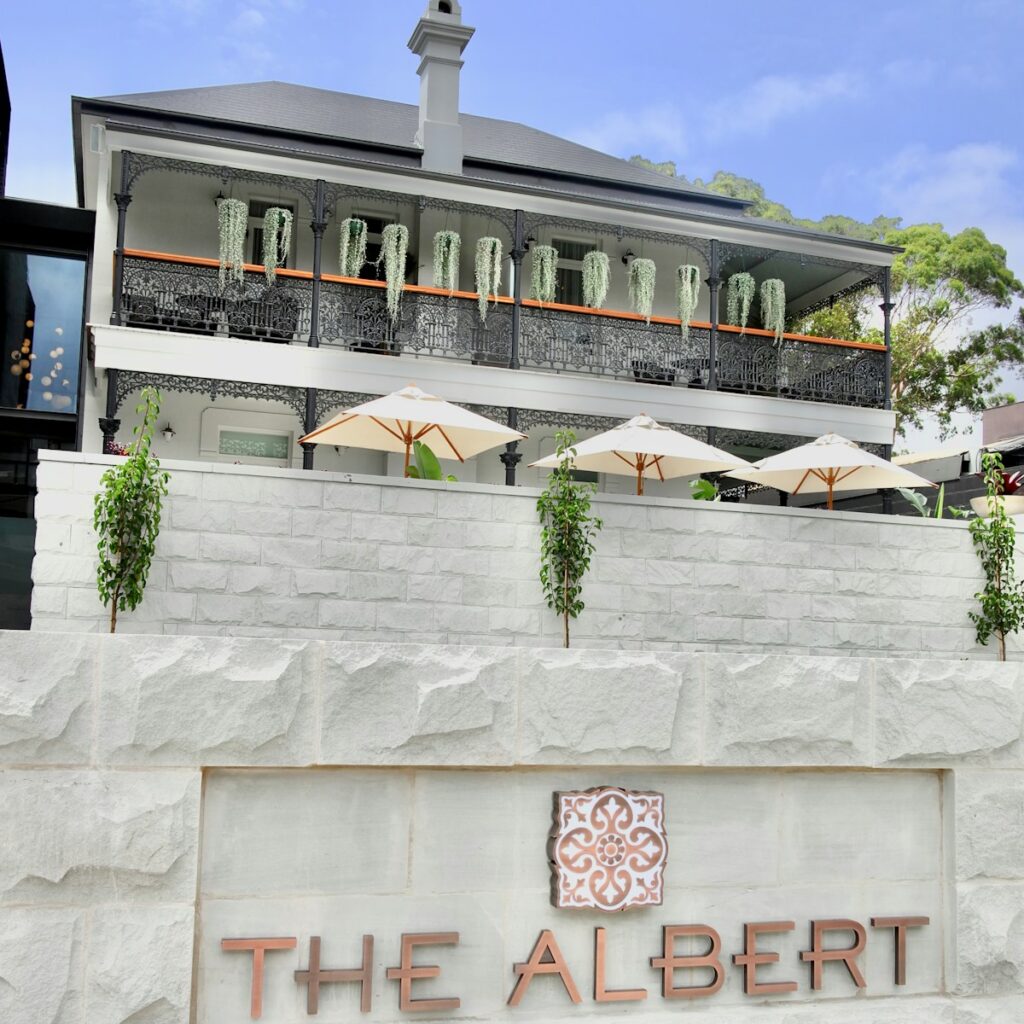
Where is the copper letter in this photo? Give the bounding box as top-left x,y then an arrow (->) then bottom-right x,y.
800,919 -> 867,991
221,937 -> 297,1020
594,927 -> 647,1003
507,929 -> 582,1006
732,921 -> 798,996
295,935 -> 374,1014
385,932 -> 460,1012
871,916 -> 930,985
650,925 -> 725,999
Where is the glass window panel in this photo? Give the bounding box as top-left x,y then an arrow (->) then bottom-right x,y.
556,267 -> 584,306
0,250 -> 86,415
218,429 -> 291,460
553,238 -> 595,262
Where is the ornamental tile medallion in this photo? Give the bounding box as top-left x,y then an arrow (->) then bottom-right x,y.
549,786 -> 668,912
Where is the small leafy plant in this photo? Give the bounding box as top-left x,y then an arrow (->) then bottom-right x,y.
475,237 -> 503,322
537,430 -> 603,648
217,197 -> 248,286
968,451 -> 1024,661
377,223 -> 409,323
432,230 -> 461,293
582,250 -> 610,309
339,217 -> 368,277
689,477 -> 719,501
628,258 -> 657,323
897,483 -> 945,519
726,271 -> 755,330
261,206 -> 292,282
531,244 -> 558,304
93,387 -> 170,633
405,441 -> 457,482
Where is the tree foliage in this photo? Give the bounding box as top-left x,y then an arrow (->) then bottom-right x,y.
968,451 -> 1024,661
628,156 -> 1024,436
93,387 -> 170,633
536,431 -> 602,648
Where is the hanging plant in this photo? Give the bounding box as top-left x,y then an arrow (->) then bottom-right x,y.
676,264 -> 701,339
531,244 -> 558,304
432,230 -> 461,293
217,198 -> 248,287
726,272 -> 756,331
339,217 -> 368,278
760,278 -> 786,344
475,236 -> 503,322
377,223 -> 409,323
628,257 -> 657,323
582,250 -> 610,309
261,207 -> 292,283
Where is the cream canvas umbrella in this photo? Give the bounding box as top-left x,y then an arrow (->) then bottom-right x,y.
727,432 -> 937,509
298,384 -> 526,473
530,414 -> 754,495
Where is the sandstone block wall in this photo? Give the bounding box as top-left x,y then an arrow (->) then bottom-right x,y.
1,632 -> 1023,1022
30,451 -> 996,660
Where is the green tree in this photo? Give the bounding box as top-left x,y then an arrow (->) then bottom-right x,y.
93,387 -> 170,632
536,431 -> 602,648
968,451 -> 1024,661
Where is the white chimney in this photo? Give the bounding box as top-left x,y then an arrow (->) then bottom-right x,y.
407,0 -> 475,174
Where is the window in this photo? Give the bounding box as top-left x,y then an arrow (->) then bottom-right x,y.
0,249 -> 86,415
354,213 -> 396,281
552,237 -> 597,307
249,200 -> 296,269
218,428 -> 291,461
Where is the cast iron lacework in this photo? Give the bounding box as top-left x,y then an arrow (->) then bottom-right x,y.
523,214 -> 712,263
113,371 -> 307,420
121,255 -> 313,343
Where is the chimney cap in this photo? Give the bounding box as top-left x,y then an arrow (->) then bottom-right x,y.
407,3 -> 474,55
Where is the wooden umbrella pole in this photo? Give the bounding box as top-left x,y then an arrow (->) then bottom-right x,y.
403,421 -> 413,476
637,455 -> 645,496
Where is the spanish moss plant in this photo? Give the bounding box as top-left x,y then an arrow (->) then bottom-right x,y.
628,257 -> 657,323
582,250 -> 610,309
261,206 -> 292,283
760,278 -> 786,344
726,271 -> 755,330
432,230 -> 461,293
377,223 -> 409,323
217,198 -> 248,286
475,236 -> 503,322
676,264 -> 701,339
339,217 -> 368,278
531,244 -> 558,304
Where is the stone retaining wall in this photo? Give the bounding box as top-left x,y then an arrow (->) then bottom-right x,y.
1,631 -> 1023,1022
30,450 -> 997,660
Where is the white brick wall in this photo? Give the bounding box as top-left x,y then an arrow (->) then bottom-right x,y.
30,450 -> 997,659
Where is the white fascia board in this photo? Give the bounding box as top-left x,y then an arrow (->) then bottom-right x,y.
102,129 -> 894,269
92,324 -> 896,446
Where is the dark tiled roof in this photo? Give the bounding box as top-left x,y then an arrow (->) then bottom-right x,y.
94,81 -> 742,209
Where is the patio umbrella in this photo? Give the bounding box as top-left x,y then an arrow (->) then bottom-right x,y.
727,432 -> 937,509
298,384 -> 525,473
529,414 -> 754,495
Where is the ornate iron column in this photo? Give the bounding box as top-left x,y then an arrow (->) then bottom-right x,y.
707,238 -> 721,392
99,368 -> 120,452
308,179 -> 327,348
109,154 -> 134,326
499,406 -> 523,485
302,388 -> 317,470
509,210 -> 525,370
881,265 -> 895,513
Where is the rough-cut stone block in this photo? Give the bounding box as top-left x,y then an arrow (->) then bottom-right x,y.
957,772 -> 1024,880
0,632 -> 95,763
86,905 -> 193,1024
0,770 -> 199,903
518,649 -> 701,763
322,481 -> 380,511
96,636 -> 316,765
198,532 -> 260,564
381,485 -> 436,516
955,996 -> 1024,1023
320,643 -> 516,764
705,654 -> 871,765
260,537 -> 320,568
874,661 -> 1023,765
0,908 -> 84,1024
291,508 -> 351,540
957,884 -> 1024,995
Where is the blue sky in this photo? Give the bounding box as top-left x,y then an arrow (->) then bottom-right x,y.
3,0 -> 1023,442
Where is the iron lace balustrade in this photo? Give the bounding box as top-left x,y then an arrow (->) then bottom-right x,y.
717,328 -> 886,407
318,277 -> 513,364
520,302 -> 713,387
121,253 -> 312,344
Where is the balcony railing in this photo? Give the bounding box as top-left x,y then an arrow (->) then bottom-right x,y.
118,250 -> 886,408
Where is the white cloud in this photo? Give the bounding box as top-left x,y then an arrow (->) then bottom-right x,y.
704,71 -> 862,141
570,103 -> 688,160
232,8 -> 267,32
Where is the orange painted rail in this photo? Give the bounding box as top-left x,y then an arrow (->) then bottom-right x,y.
122,249 -> 885,352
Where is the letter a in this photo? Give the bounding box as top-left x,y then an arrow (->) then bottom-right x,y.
508,930 -> 582,1006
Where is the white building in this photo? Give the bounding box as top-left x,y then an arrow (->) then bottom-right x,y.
75,0 -> 895,492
